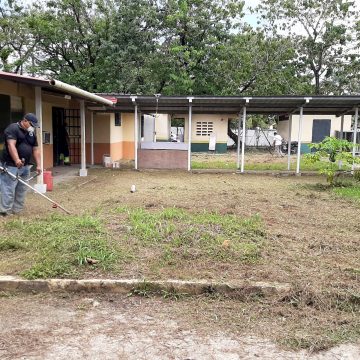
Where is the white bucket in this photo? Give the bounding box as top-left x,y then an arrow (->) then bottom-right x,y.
103,154 -> 112,168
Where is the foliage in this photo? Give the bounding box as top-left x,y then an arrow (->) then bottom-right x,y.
1,0 -> 360,95
257,0 -> 359,95
206,30 -> 311,96
156,0 -> 245,94
305,136 -> 360,184
99,0 -> 160,93
0,0 -> 35,73
28,0 -> 116,91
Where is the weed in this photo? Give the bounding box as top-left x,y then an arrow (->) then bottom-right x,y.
130,281 -> 159,297
0,238 -> 25,251
0,291 -> 13,298
344,268 -> 360,275
281,325 -> 360,353
1,215 -> 120,279
129,281 -> 188,300
22,260 -> 73,279
117,207 -> 266,266
354,170 -> 360,182
160,289 -> 189,301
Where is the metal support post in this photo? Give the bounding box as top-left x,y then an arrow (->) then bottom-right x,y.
352,107 -> 359,171
134,103 -> 138,170
90,111 -> 94,166
287,114 -> 292,171
188,98 -> 193,171
79,100 -> 87,176
296,107 -> 303,175
236,111 -> 241,170
34,86 -> 46,192
240,106 -> 247,173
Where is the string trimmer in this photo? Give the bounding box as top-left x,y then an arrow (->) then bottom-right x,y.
0,164 -> 71,214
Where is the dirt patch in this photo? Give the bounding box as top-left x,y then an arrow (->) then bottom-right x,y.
0,293 -> 359,359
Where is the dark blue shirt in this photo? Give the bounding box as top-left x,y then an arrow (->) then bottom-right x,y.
1,122 -> 38,166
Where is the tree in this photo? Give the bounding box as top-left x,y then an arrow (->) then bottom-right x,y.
0,1 -> 35,73
156,0 -> 245,95
257,0 -> 359,95
305,136 -> 360,185
100,0 -> 160,94
203,29 -> 312,96
28,0 -> 115,91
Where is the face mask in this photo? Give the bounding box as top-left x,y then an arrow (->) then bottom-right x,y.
27,126 -> 35,133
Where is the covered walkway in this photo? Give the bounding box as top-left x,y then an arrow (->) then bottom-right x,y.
95,95 -> 360,174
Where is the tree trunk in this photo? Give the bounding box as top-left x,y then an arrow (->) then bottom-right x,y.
314,70 -> 320,94
227,121 -> 240,148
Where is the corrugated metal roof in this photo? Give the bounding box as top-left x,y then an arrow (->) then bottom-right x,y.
0,71 -> 112,105
0,71 -> 51,86
95,94 -> 360,116
2,72 -> 357,116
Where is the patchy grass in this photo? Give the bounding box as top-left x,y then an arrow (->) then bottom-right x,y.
299,179 -> 360,202
191,153 -> 326,171
333,185 -> 360,201
1,168 -> 359,352
112,206 -> 266,268
0,208 -> 266,280
0,215 -> 121,279
0,238 -> 24,251
192,160 -> 237,170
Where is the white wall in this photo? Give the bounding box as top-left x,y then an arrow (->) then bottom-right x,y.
143,114 -> 155,142
227,129 -> 275,147
154,114 -> 171,141
277,114 -> 352,142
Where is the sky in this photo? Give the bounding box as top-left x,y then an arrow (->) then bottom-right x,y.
240,0 -> 360,27
18,0 -> 360,28
243,0 -> 261,28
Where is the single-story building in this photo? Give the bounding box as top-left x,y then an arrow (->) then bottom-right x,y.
146,112 -> 352,154
0,71 -> 115,190
277,114 -> 352,153
94,95 -> 359,173
1,72 -> 359,182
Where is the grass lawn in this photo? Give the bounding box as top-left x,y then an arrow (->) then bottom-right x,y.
0,168 -> 359,351
191,151 -> 343,171
333,185 -> 360,201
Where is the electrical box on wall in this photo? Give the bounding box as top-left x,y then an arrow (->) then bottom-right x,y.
42,131 -> 50,144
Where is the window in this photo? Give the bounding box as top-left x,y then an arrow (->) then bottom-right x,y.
115,112 -> 121,126
196,121 -> 213,136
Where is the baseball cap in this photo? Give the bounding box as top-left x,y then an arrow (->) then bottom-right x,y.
24,113 -> 40,128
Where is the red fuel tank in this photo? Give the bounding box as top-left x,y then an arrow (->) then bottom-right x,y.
43,170 -> 53,191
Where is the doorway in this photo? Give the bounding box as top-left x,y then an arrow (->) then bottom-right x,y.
52,108 -> 81,165
171,117 -> 185,142
312,119 -> 331,143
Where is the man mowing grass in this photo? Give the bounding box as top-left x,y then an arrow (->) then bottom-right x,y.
0,113 -> 42,216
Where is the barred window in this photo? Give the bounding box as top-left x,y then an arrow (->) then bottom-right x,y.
196,121 -> 213,136
115,112 -> 121,126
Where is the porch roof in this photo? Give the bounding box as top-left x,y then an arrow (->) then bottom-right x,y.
95,94 -> 360,117
0,71 -> 114,106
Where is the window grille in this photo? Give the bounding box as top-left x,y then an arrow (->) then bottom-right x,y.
196,121 -> 213,136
